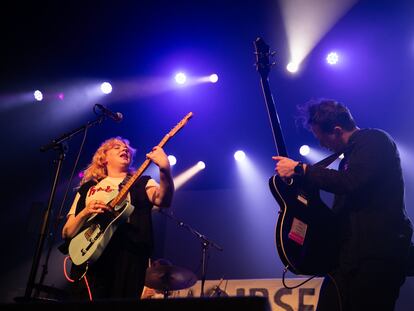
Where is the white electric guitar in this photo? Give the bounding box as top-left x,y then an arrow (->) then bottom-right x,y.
68,112 -> 193,266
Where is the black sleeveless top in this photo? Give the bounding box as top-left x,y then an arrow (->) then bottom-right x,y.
74,175 -> 155,253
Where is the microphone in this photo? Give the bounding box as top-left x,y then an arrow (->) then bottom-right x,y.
95,104 -> 123,122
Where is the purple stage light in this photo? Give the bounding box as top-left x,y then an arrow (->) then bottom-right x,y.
168,155 -> 177,166
234,150 -> 246,162
175,72 -> 187,84
100,82 -> 112,94
326,52 -> 339,65
299,145 -> 310,156
286,62 -> 299,73
34,90 -> 43,101
209,74 -> 219,83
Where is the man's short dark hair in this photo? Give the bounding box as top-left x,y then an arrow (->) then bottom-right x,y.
297,98 -> 356,133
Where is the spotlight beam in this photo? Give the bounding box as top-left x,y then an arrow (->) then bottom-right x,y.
173,162 -> 205,190
279,0 -> 358,68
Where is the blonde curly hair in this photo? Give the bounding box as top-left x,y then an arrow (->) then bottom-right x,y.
80,136 -> 136,185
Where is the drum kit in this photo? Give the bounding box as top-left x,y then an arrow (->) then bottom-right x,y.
144,260 -> 198,298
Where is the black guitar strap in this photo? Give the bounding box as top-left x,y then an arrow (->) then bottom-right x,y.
312,143 -> 355,168
118,173 -> 132,191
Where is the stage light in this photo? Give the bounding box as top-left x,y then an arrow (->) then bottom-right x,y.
34,90 -> 43,101
57,93 -> 64,100
209,74 -> 219,83
173,161 -> 206,189
197,161 -> 206,169
234,150 -> 246,162
168,155 -> 177,166
100,82 -> 112,94
286,62 -> 299,73
339,153 -> 344,159
175,72 -> 187,84
326,52 -> 339,65
299,145 -> 310,156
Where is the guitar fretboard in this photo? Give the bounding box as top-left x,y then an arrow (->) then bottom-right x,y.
107,112 -> 192,209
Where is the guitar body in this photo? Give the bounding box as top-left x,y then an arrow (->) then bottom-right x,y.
270,175 -> 339,275
69,200 -> 134,266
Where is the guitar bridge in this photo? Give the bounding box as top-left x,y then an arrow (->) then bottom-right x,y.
84,224 -> 102,242
81,225 -> 103,256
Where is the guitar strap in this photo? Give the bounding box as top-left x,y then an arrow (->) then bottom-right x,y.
118,173 -> 132,191
312,143 -> 355,169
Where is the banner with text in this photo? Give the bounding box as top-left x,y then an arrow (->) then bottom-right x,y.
174,278 -> 324,311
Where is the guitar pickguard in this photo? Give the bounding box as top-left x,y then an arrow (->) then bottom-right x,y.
68,200 -> 134,266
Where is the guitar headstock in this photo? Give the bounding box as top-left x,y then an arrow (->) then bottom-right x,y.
254,37 -> 273,79
168,112 -> 193,137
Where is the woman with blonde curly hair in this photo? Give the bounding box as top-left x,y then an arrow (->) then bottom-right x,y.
80,137 -> 137,185
62,136 -> 174,300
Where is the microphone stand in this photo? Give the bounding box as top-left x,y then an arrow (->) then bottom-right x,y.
157,209 -> 223,297
21,115 -> 106,302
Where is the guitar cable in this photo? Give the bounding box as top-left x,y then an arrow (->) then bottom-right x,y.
282,267 -> 343,311
63,256 -> 93,301
281,266 -> 316,289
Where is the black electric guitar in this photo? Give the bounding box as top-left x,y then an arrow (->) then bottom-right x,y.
68,112 -> 193,266
254,37 -> 339,276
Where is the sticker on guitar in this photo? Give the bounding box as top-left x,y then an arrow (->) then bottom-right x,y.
288,218 -> 308,246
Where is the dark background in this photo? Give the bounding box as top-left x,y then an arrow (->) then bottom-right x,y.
1,0 -> 413,308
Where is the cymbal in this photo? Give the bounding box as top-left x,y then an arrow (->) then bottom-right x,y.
145,265 -> 197,291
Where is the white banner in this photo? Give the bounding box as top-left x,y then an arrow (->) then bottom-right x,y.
172,278 -> 324,311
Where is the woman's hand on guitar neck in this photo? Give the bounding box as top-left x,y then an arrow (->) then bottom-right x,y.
272,156 -> 307,177
146,146 -> 171,172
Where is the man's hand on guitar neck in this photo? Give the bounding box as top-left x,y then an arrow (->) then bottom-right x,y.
272,156 -> 307,178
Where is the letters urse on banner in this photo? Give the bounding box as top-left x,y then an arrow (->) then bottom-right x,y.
173,278 -> 323,311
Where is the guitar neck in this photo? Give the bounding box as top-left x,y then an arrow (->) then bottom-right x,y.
254,37 -> 289,158
108,112 -> 193,208
260,77 -> 289,157
109,133 -> 171,208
